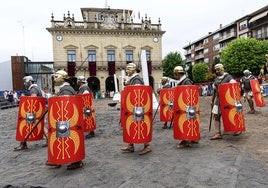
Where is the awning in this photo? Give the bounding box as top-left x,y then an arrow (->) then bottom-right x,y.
249,11 -> 268,23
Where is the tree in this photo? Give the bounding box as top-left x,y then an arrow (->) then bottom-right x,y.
162,51 -> 184,79
192,62 -> 209,83
221,38 -> 268,78
212,57 -> 220,72
186,63 -> 193,81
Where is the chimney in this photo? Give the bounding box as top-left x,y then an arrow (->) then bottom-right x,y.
220,24 -> 222,29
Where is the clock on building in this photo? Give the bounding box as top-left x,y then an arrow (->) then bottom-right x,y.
56,35 -> 63,41
153,37 -> 159,43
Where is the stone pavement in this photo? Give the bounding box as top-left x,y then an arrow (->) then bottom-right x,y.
0,97 -> 267,188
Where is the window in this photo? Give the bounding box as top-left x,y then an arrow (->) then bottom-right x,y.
203,38 -> 209,44
213,44 -> 220,51
97,13 -> 104,21
67,50 -> 76,76
266,26 -> 268,37
257,29 -> 262,39
213,33 -> 220,40
204,48 -> 209,54
204,58 -> 209,63
239,21 -> 248,31
67,50 -> 76,62
88,50 -> 96,62
107,50 -> 115,62
239,33 -> 248,38
146,50 -> 151,61
125,50 -> 133,62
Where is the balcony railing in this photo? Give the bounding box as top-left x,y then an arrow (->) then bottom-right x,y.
51,20 -> 162,31
194,54 -> 204,60
219,31 -> 236,42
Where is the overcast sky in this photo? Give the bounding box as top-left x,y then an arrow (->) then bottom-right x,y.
0,0 -> 267,62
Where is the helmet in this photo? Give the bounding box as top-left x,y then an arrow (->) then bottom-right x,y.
126,63 -> 137,76
126,63 -> 137,71
243,69 -> 251,74
23,76 -> 34,83
23,76 -> 34,89
214,63 -> 224,71
173,66 -> 184,73
77,76 -> 87,83
161,77 -> 169,85
214,63 -> 224,75
54,70 -> 68,86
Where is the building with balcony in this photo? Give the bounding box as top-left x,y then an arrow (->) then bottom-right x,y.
46,7 -> 165,94
183,5 -> 268,70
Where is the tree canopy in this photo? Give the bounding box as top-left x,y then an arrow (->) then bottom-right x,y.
162,51 -> 184,79
221,38 -> 268,78
192,62 -> 209,83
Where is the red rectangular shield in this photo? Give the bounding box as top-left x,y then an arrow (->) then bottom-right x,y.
173,85 -> 200,141
121,85 -> 152,143
120,89 -> 126,127
79,93 -> 96,132
218,83 -> 245,132
250,79 -> 265,107
16,96 -> 46,141
159,88 -> 174,122
47,96 -> 85,164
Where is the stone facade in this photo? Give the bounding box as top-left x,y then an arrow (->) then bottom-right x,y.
46,7 -> 165,94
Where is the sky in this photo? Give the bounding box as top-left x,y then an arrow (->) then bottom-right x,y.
0,0 -> 267,62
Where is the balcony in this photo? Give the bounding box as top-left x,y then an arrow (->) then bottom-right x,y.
184,50 -> 191,55
252,31 -> 268,40
194,45 -> 204,52
194,54 -> 204,60
219,31 -> 236,42
185,58 -> 192,63
248,15 -> 268,29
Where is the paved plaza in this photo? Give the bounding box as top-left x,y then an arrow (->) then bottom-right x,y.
0,96 -> 267,188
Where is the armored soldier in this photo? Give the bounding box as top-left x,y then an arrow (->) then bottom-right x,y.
210,64 -> 240,140
46,70 -> 84,170
158,77 -> 172,129
240,70 -> 255,114
121,63 -> 152,155
173,66 -> 198,148
77,76 -> 96,139
14,76 -> 46,151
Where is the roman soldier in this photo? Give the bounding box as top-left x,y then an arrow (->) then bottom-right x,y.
46,70 -> 85,170
77,76 -> 96,139
173,66 -> 200,149
210,64 -> 244,140
14,76 -> 46,151
120,63 -> 152,155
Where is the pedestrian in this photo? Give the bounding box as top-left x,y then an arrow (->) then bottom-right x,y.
12,90 -> 19,104
210,64 -> 239,140
14,76 -> 44,151
240,70 -> 255,114
77,75 -> 95,139
173,66 -> 196,148
157,77 -> 172,129
46,70 -> 84,170
120,63 -> 152,155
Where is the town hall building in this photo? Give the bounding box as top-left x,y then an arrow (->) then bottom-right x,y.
46,6 -> 165,95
